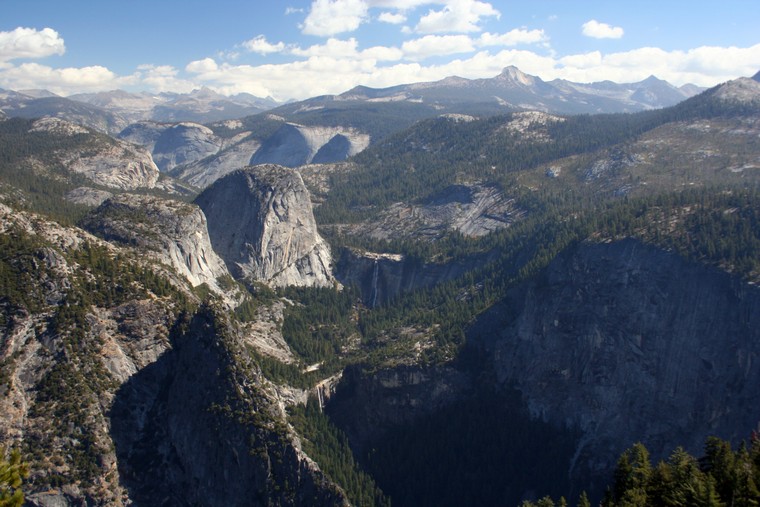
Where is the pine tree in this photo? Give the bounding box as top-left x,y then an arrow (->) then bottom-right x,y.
0,448 -> 27,507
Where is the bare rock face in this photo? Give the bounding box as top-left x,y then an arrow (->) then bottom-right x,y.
336,248 -> 494,307
196,165 -> 334,288
251,123 -> 369,167
171,133 -> 262,188
119,121 -> 224,173
81,193 -> 229,289
469,238 -> 760,481
348,184 -> 525,241
151,122 -> 222,172
28,118 -> 160,190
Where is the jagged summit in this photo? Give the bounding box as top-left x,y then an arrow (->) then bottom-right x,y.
753,70 -> 760,82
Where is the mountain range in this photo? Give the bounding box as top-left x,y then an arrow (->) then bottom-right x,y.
0,86 -> 279,134
0,68 -> 759,506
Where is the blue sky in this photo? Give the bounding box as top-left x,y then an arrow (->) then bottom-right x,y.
2,0 -> 759,100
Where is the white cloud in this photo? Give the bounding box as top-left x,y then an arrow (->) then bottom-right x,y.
242,35 -> 287,55
368,0 -> 441,8
362,45 -> 404,61
477,28 -> 548,47
292,38 -> 362,58
415,0 -> 500,34
285,7 -> 304,14
559,51 -> 602,70
301,0 -> 369,36
134,65 -> 196,94
402,35 -> 475,60
0,62 -> 133,95
289,38 -> 402,61
581,20 -> 624,39
0,27 -> 65,62
186,58 -> 219,74
378,11 -> 407,24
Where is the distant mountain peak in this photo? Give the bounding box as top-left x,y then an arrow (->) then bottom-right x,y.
497,66 -> 537,86
18,89 -> 59,99
639,75 -> 667,85
753,70 -> 760,82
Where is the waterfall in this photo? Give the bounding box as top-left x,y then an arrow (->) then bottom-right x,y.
317,384 -> 325,413
370,259 -> 380,308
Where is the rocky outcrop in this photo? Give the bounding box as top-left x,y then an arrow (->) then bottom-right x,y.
196,165 -> 335,288
0,206 -> 183,505
0,203 -> 347,506
27,118 -> 160,191
468,238 -> 760,481
81,193 -> 229,289
251,123 -> 369,167
151,122 -> 222,172
63,187 -> 113,207
343,184 -> 525,241
119,121 -> 222,173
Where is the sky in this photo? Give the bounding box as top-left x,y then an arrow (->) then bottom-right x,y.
2,0 -> 760,101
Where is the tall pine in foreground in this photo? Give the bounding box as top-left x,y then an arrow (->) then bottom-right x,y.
0,448 -> 27,507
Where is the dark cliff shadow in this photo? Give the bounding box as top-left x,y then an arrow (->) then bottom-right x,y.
109,348 -> 182,506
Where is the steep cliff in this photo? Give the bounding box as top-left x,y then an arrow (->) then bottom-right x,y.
0,204 -> 187,505
81,193 -> 230,290
0,203 -> 347,506
119,121 -> 223,173
196,165 -> 335,288
335,248 -> 494,307
151,122 -> 223,172
110,305 -> 348,506
469,238 -> 760,482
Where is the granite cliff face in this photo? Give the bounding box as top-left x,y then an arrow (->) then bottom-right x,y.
119,121 -> 222,173
196,165 -> 334,287
171,133 -> 262,188
335,248 -> 494,307
81,193 -> 229,290
31,118 -> 160,190
0,204 -> 183,505
468,238 -> 760,480
110,306 -> 348,507
0,204 -> 346,506
250,123 -> 370,168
